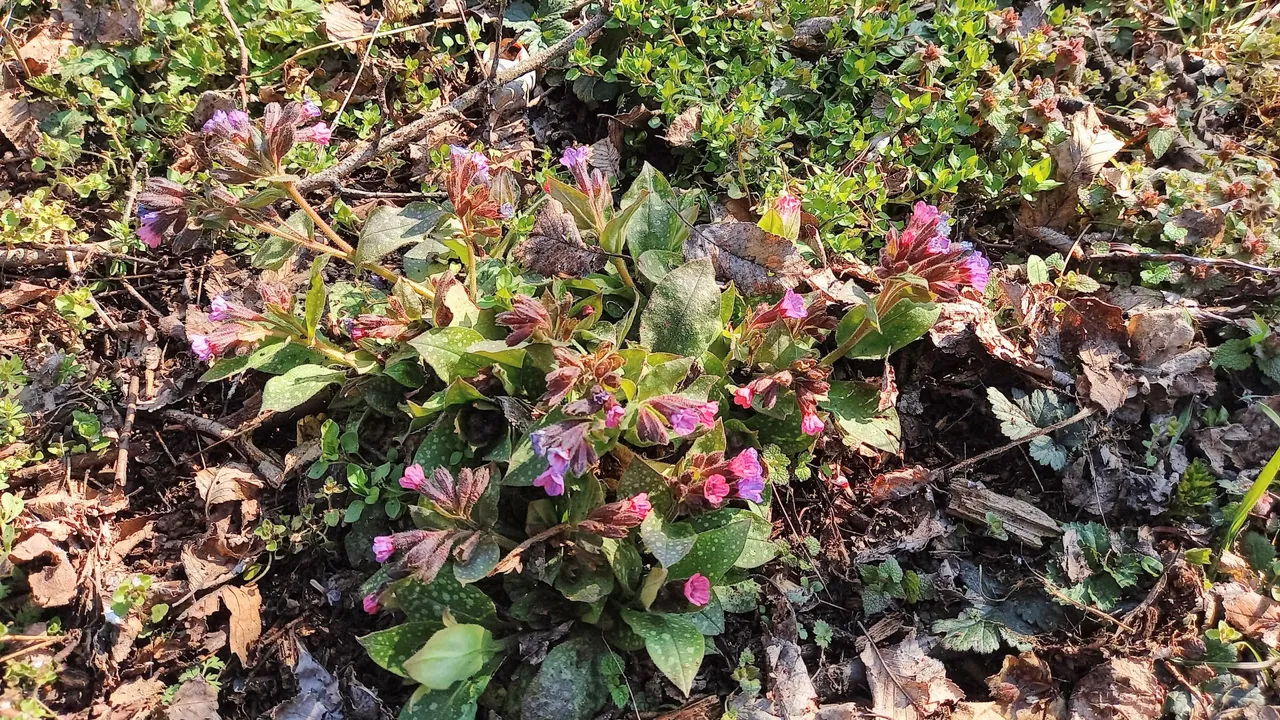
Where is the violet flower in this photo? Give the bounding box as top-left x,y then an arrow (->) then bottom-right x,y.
530,420 -> 598,497
728,448 -> 763,482
302,100 -> 322,119
639,396 -> 719,444
202,109 -> 251,141
138,209 -> 163,248
877,201 -> 990,297
778,289 -> 808,320
735,475 -> 764,503
190,334 -> 213,362
605,402 -> 625,429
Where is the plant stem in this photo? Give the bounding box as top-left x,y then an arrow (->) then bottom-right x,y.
285,181 -> 355,256
465,235 -> 479,301
819,282 -> 908,366
612,257 -> 636,289
489,523 -> 571,576
241,217 -> 349,260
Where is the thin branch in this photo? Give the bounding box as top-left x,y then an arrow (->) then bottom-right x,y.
335,17 -> 383,122
938,407 -> 1097,477
216,0 -> 251,107
160,410 -> 284,485
295,12 -> 610,193
113,376 -> 140,486
1090,248 -> 1280,278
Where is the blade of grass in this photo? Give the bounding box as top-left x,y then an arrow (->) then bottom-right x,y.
1213,403 -> 1280,578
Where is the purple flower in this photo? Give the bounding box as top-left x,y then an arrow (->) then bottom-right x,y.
778,289 -> 807,320
296,122 -> 332,146
202,109 -> 250,140
533,447 -> 569,497
450,145 -> 490,184
605,403 -> 625,429
138,209 -> 163,248
684,574 -> 711,606
362,593 -> 380,614
499,203 -> 515,219
669,409 -> 700,437
735,476 -> 764,503
190,334 -> 213,362
958,249 -> 991,293
560,145 -> 591,173
209,296 -> 230,322
372,536 -> 395,563
302,100 -> 322,119
400,464 -> 426,491
728,448 -> 763,482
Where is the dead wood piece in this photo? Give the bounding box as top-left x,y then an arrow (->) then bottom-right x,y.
160,410 -> 284,486
294,12 -> 609,193
946,481 -> 1062,548
9,449 -> 117,487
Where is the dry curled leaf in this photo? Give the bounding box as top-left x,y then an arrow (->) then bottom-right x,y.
9,533 -> 78,607
1021,106 -> 1125,230
1218,582 -> 1280,649
1067,658 -> 1163,720
195,464 -> 263,522
167,677 -> 220,720
512,200 -> 607,278
860,635 -> 963,720
683,222 -> 809,296
987,652 -> 1067,720
666,105 -> 702,147
320,3 -> 376,43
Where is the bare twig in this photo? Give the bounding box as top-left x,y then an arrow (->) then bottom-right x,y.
1090,248 -> 1280,278
489,0 -> 507,81
113,376 -> 140,486
335,17 -> 383,122
120,280 -> 164,317
0,244 -> 157,269
160,410 -> 284,484
295,12 -> 609,193
938,407 -> 1097,478
216,0 -> 251,107
0,637 -> 60,664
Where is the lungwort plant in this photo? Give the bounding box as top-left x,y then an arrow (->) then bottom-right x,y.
141,101 -> 990,717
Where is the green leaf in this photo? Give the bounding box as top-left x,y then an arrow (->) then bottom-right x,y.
453,534 -> 502,584
389,572 -> 496,626
620,610 -> 704,696
833,285 -> 938,359
1149,127 -> 1175,160
522,636 -> 610,720
639,513 -> 697,568
601,538 -> 643,593
619,457 -> 674,515
684,593 -> 725,636
622,164 -> 683,258
304,256 -> 328,340
399,667 -> 494,720
261,364 -> 346,412
1029,435 -> 1068,470
247,341 -> 326,375
667,519 -> 751,582
410,327 -> 486,383
1027,255 -> 1050,285
1212,339 -> 1254,371
360,621 -> 443,677
357,203 -> 449,265
987,387 -> 1037,440
543,176 -> 597,230
821,381 -> 901,457
636,249 -> 684,285
640,258 -> 722,357
601,191 -> 647,255
556,562 -> 616,603
404,624 -> 500,690
199,355 -> 250,382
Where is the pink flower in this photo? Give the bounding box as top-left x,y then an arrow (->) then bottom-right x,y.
728,448 -> 763,482
779,289 -> 808,320
362,593 -> 380,614
533,447 -> 569,497
669,409 -> 700,437
606,403 -> 625,429
400,464 -> 426,491
703,474 -> 730,506
450,145 -> 490,184
372,536 -> 395,563
629,493 -> 652,520
684,574 -> 711,606
209,296 -> 230,322
138,210 -> 163,248
958,249 -> 991,293
801,412 -> 825,436
736,476 -> 765,503
776,193 -> 801,218
190,334 -> 213,362
296,122 -> 332,146
733,385 -> 755,409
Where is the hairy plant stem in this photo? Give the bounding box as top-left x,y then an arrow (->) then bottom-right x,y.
285,181 -> 355,255
612,257 -> 636,289
819,281 -> 909,366
265,328 -> 360,369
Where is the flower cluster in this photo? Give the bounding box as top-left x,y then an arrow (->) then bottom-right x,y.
347,299 -> 414,342
578,493 -> 652,538
530,419 -> 599,496
732,358 -> 830,435
673,447 -> 766,507
877,202 -> 990,297
495,292 -> 588,347
635,395 -> 719,446
190,295 -> 270,362
741,289 -> 837,346
446,145 -> 510,233
559,145 -> 611,229
202,101 -> 332,184
399,465 -> 490,520
136,178 -> 239,250
542,343 -> 624,406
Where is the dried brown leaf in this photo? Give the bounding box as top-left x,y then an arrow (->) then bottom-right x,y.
1067,658 -> 1163,720
512,201 -> 606,278
59,0 -> 141,44
1078,340 -> 1134,413
181,538 -> 239,593
1127,308 -> 1195,366
110,678 -> 166,718
0,91 -> 40,153
221,584 -> 262,664
167,677 -> 220,720
868,466 -> 930,504
987,652 -> 1067,720
589,138 -> 621,178
17,23 -> 73,77
860,635 -> 963,720
1021,106 -> 1125,230
195,464 -> 263,522
666,105 -> 702,147
10,533 -> 77,607
1218,583 -> 1280,648
683,222 -> 809,296
320,3 -> 375,43
930,299 -> 1070,385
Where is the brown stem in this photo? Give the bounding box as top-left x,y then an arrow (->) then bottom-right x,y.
285,182 -> 355,255
489,523 -> 571,576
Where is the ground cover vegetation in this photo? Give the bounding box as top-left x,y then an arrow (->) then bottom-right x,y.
0,0 -> 1279,718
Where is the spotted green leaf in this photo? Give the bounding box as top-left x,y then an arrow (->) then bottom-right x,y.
620,610 -> 704,696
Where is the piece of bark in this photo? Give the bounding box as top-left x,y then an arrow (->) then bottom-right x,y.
946,481 -> 1062,547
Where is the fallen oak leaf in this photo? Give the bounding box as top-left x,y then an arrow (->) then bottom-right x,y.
178,584 -> 262,665
683,222 -> 810,296
1020,106 -> 1125,231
